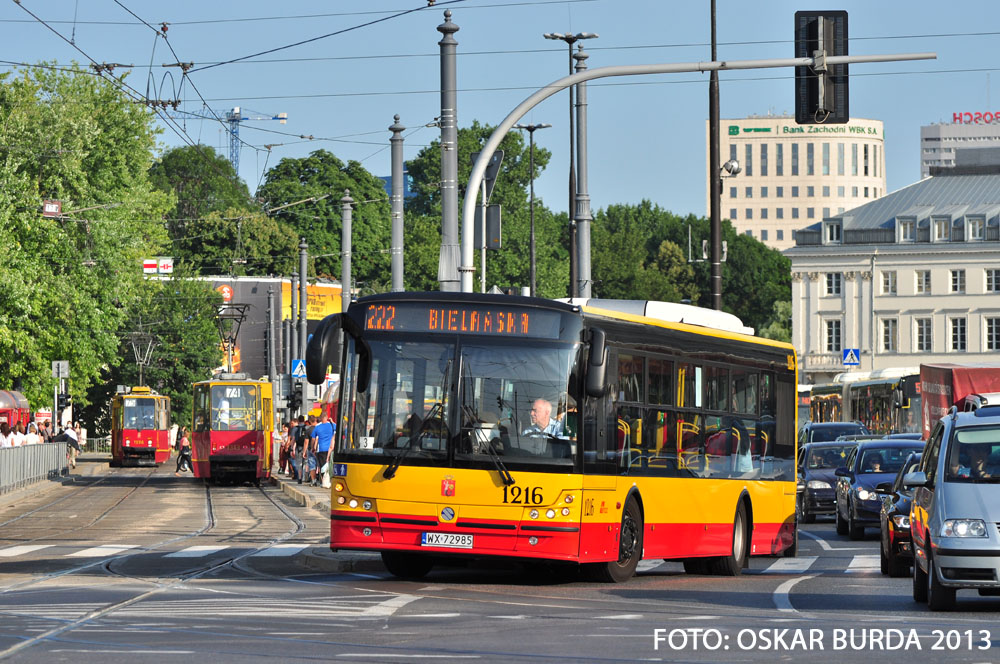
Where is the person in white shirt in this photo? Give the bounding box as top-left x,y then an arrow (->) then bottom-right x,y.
23,423 -> 42,445
0,423 -> 10,448
9,423 -> 25,447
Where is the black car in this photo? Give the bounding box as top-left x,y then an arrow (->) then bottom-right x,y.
798,421 -> 870,445
796,442 -> 857,523
835,439 -> 925,540
877,452 -> 922,577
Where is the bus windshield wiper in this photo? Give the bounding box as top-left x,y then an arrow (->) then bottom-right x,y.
463,404 -> 514,486
384,402 -> 443,480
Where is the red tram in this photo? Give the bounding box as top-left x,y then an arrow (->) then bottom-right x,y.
191,374 -> 274,484
110,386 -> 172,466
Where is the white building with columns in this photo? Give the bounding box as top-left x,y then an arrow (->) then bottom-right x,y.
785,169 -> 1000,386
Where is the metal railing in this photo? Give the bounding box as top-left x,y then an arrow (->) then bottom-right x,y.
0,443 -> 68,495
86,436 -> 112,455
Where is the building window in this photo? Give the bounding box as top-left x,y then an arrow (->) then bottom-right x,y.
776,143 -> 783,176
745,186 -> 753,198
807,186 -> 815,197
852,143 -> 858,176
988,318 -> 1000,352
826,272 -> 843,295
951,269 -> 965,293
730,187 -> 737,198
761,144 -> 768,176
745,208 -> 753,220
730,143 -> 737,164
864,186 -> 869,198
882,271 -> 897,295
791,208 -> 799,219
824,221 -> 841,243
745,144 -> 753,177
951,318 -> 967,352
822,185 -> 830,197
776,186 -> 783,198
915,318 -> 932,352
792,186 -> 799,198
898,219 -> 915,242
776,208 -> 784,219
838,143 -> 845,176
823,207 -> 831,218
826,319 -> 842,353
807,143 -> 815,175
729,208 -> 737,220
822,142 -> 830,175
777,229 -> 784,240
882,319 -> 898,352
987,268 -> 1000,293
864,144 -> 870,176
852,186 -> 858,197
761,208 -> 768,220
838,186 -> 845,197
761,229 -> 768,241
807,207 -> 815,219
761,186 -> 768,198
874,144 -> 879,177
933,217 -> 950,242
916,270 -> 931,294
967,217 -> 985,241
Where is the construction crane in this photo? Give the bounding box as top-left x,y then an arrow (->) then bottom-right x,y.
171,106 -> 288,174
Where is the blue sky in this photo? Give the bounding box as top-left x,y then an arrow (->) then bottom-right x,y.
3,0 -> 998,219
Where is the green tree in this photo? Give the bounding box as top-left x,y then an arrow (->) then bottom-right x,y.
256,150 -> 390,284
175,207 -> 299,277
758,300 -> 792,343
148,144 -> 253,243
404,121 -> 568,296
0,65 -> 172,411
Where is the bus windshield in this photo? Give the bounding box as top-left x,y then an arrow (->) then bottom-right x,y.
336,338 -> 579,467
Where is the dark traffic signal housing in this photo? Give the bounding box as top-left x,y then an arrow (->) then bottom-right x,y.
794,11 -> 849,125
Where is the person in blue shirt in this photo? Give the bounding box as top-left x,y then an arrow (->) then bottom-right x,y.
522,398 -> 564,438
310,413 -> 336,487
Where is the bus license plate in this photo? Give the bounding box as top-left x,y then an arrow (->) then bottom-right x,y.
421,532 -> 473,549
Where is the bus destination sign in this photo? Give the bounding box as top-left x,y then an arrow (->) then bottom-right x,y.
364,303 -> 562,338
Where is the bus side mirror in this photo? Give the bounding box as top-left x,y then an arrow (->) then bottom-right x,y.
585,327 -> 607,398
306,314 -> 342,385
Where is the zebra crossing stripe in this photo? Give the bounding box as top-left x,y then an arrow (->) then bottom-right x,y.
845,554 -> 881,572
250,544 -> 310,557
761,556 -> 818,574
165,545 -> 227,558
0,545 -> 53,557
67,545 -> 139,557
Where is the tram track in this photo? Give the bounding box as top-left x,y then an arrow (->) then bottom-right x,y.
0,464 -> 131,530
0,478 -> 309,660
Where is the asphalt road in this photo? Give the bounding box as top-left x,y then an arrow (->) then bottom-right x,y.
1,463 -> 997,663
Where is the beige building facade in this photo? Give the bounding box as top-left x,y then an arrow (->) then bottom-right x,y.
708,115 -> 887,251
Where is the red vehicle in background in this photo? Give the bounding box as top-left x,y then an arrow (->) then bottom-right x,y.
110,386 -> 171,466
191,374 -> 274,485
0,390 -> 31,429
919,363 -> 1000,438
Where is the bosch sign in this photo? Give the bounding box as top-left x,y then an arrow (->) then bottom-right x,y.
953,111 -> 1000,124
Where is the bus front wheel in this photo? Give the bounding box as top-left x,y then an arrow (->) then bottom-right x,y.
588,498 -> 643,583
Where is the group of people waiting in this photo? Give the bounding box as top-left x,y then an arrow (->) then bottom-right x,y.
0,420 -> 84,468
277,413 -> 334,487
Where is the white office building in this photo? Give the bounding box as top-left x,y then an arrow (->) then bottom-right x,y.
785,170 -> 1000,386
709,115 -> 886,251
921,115 -> 1000,177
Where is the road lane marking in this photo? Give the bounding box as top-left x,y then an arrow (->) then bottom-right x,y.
761,556 -> 818,574
636,560 -> 663,572
335,655 -> 479,659
0,545 -> 52,557
249,544 -> 310,557
67,545 -> 138,557
773,574 -> 817,612
798,530 -> 868,551
845,554 -> 881,572
165,545 -> 227,558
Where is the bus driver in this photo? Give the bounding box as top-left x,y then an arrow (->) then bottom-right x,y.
522,398 -> 564,438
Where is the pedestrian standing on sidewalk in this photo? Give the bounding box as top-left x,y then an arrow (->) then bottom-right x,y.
289,416 -> 303,482
24,422 -> 41,445
175,427 -> 191,475
302,415 -> 318,486
0,423 -> 10,448
311,413 -> 335,488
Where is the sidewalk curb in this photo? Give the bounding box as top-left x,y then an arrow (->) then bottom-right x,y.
300,547 -> 385,574
268,475 -> 331,514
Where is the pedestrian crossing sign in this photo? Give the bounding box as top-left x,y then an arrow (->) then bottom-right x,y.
842,348 -> 860,366
291,359 -> 306,378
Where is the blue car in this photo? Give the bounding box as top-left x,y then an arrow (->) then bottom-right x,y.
835,439 -> 925,540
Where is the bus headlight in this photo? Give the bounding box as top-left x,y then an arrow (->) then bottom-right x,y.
529,509 -> 539,520
546,509 -> 556,519
561,508 -> 570,516
348,499 -> 358,508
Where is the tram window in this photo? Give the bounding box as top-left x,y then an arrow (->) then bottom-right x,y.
618,354 -> 643,403
648,358 -> 673,406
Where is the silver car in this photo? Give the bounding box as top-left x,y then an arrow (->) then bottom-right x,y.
905,406 -> 1000,610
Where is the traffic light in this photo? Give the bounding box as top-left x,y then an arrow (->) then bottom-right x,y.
288,382 -> 303,414
57,393 -> 70,411
794,11 -> 849,125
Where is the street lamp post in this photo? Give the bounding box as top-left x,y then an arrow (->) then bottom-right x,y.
543,30 -> 597,298
513,122 -> 551,296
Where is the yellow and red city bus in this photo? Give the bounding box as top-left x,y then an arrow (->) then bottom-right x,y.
110,386 -> 171,466
191,374 -> 274,485
306,292 -> 798,581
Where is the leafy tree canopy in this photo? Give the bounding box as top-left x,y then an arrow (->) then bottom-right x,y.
174,207 -> 300,277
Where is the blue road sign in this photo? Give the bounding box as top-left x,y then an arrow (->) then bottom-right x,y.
291,359 -> 306,377
842,348 -> 860,366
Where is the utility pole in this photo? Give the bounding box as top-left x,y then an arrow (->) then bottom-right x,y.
709,0 -> 722,310
437,10 -> 461,292
389,115 -> 405,292
574,44 -> 594,299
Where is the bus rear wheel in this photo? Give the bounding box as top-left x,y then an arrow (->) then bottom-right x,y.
381,552 -> 434,579
588,498 -> 643,583
709,502 -> 748,576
